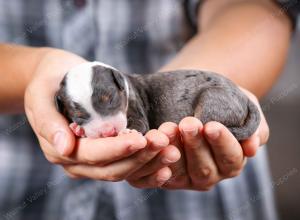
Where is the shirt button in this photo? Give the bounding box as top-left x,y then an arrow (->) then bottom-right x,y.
73,0 -> 86,8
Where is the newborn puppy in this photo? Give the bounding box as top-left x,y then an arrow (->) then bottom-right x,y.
55,61 -> 260,140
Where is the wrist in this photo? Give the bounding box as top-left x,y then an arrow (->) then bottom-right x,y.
31,48 -> 87,83
23,47 -> 53,86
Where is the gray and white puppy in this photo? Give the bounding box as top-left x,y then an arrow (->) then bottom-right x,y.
55,61 -> 260,140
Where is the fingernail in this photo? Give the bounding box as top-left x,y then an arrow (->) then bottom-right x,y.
205,127 -> 220,140
161,157 -> 176,164
53,131 -> 67,155
182,129 -> 198,137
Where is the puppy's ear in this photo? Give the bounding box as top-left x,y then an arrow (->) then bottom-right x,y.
55,75 -> 67,114
111,69 -> 125,91
54,91 -> 65,114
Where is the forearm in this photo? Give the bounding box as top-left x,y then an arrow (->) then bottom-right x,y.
0,44 -> 50,112
162,0 -> 292,97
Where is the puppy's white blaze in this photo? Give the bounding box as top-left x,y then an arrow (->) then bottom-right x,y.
66,63 -> 101,129
66,62 -> 95,117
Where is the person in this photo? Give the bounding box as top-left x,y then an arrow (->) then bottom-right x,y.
0,0 -> 298,219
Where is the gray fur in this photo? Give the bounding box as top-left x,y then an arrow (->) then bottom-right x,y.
91,66 -> 127,116
125,70 -> 260,140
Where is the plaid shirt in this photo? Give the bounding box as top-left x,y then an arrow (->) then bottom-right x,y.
0,0 -> 298,220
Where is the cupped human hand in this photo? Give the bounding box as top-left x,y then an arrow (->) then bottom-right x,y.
24,49 -> 179,181
127,88 -> 269,190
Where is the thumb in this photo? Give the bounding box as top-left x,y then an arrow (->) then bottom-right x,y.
25,88 -> 75,156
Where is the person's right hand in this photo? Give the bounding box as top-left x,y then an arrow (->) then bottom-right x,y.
24,48 -> 179,180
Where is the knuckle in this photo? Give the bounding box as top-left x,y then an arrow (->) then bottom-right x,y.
136,151 -> 153,165
221,154 -> 242,166
191,166 -> 213,180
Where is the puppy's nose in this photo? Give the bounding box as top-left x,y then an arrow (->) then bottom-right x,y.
101,128 -> 117,137
99,123 -> 117,137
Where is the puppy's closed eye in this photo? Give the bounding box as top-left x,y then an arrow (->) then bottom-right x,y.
100,94 -> 111,103
74,110 -> 86,118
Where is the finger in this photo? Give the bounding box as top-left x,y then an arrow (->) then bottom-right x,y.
204,121 -> 244,177
158,122 -> 179,143
72,132 -> 147,165
179,117 -> 219,186
145,129 -> 170,150
240,131 -> 260,157
127,145 -> 180,180
179,116 -> 203,142
36,132 -> 79,164
105,130 -> 170,176
257,110 -> 269,145
240,105 -> 268,157
128,167 -> 172,188
63,169 -> 83,179
158,122 -> 188,182
63,164 -> 110,181
65,130 -> 169,180
25,86 -> 75,156
240,88 -> 269,145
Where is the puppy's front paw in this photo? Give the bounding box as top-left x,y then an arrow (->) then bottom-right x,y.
118,128 -> 139,136
69,122 -> 85,138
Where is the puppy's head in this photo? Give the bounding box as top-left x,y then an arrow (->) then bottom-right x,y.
55,62 -> 129,138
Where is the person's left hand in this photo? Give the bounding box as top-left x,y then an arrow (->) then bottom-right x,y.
126,88 -> 269,190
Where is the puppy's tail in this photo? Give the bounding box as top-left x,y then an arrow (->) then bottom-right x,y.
229,100 -> 261,141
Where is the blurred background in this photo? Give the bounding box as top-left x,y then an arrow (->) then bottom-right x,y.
262,19 -> 300,220
0,2 -> 299,220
